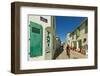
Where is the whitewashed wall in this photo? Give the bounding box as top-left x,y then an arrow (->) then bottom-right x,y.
29,15 -> 52,60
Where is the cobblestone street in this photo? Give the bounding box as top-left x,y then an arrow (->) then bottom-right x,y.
56,49 -> 87,59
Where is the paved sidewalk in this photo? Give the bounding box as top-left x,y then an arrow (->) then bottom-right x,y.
56,49 -> 68,59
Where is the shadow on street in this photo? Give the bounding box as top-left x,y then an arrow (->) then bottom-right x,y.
53,46 -> 64,59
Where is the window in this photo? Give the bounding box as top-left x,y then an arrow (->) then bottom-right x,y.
83,38 -> 86,43
32,27 -> 40,34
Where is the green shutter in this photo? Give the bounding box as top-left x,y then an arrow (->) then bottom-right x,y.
73,41 -> 77,47
29,21 -> 43,57
76,29 -> 80,37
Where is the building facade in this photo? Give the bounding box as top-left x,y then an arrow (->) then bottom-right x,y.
66,18 -> 88,55
28,15 -> 56,60
56,36 -> 61,50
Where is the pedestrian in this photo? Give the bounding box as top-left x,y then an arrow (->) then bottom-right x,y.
66,44 -> 70,58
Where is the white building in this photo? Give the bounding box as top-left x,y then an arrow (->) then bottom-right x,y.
66,33 -> 71,46
28,15 -> 56,60
65,18 -> 88,55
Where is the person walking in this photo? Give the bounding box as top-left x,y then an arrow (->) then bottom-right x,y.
66,44 -> 70,58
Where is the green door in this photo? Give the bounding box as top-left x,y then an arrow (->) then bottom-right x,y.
78,40 -> 82,48
29,21 -> 43,57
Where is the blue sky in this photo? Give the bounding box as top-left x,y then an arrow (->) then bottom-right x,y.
55,16 -> 86,42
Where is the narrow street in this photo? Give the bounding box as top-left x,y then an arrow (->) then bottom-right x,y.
56,49 -> 87,59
